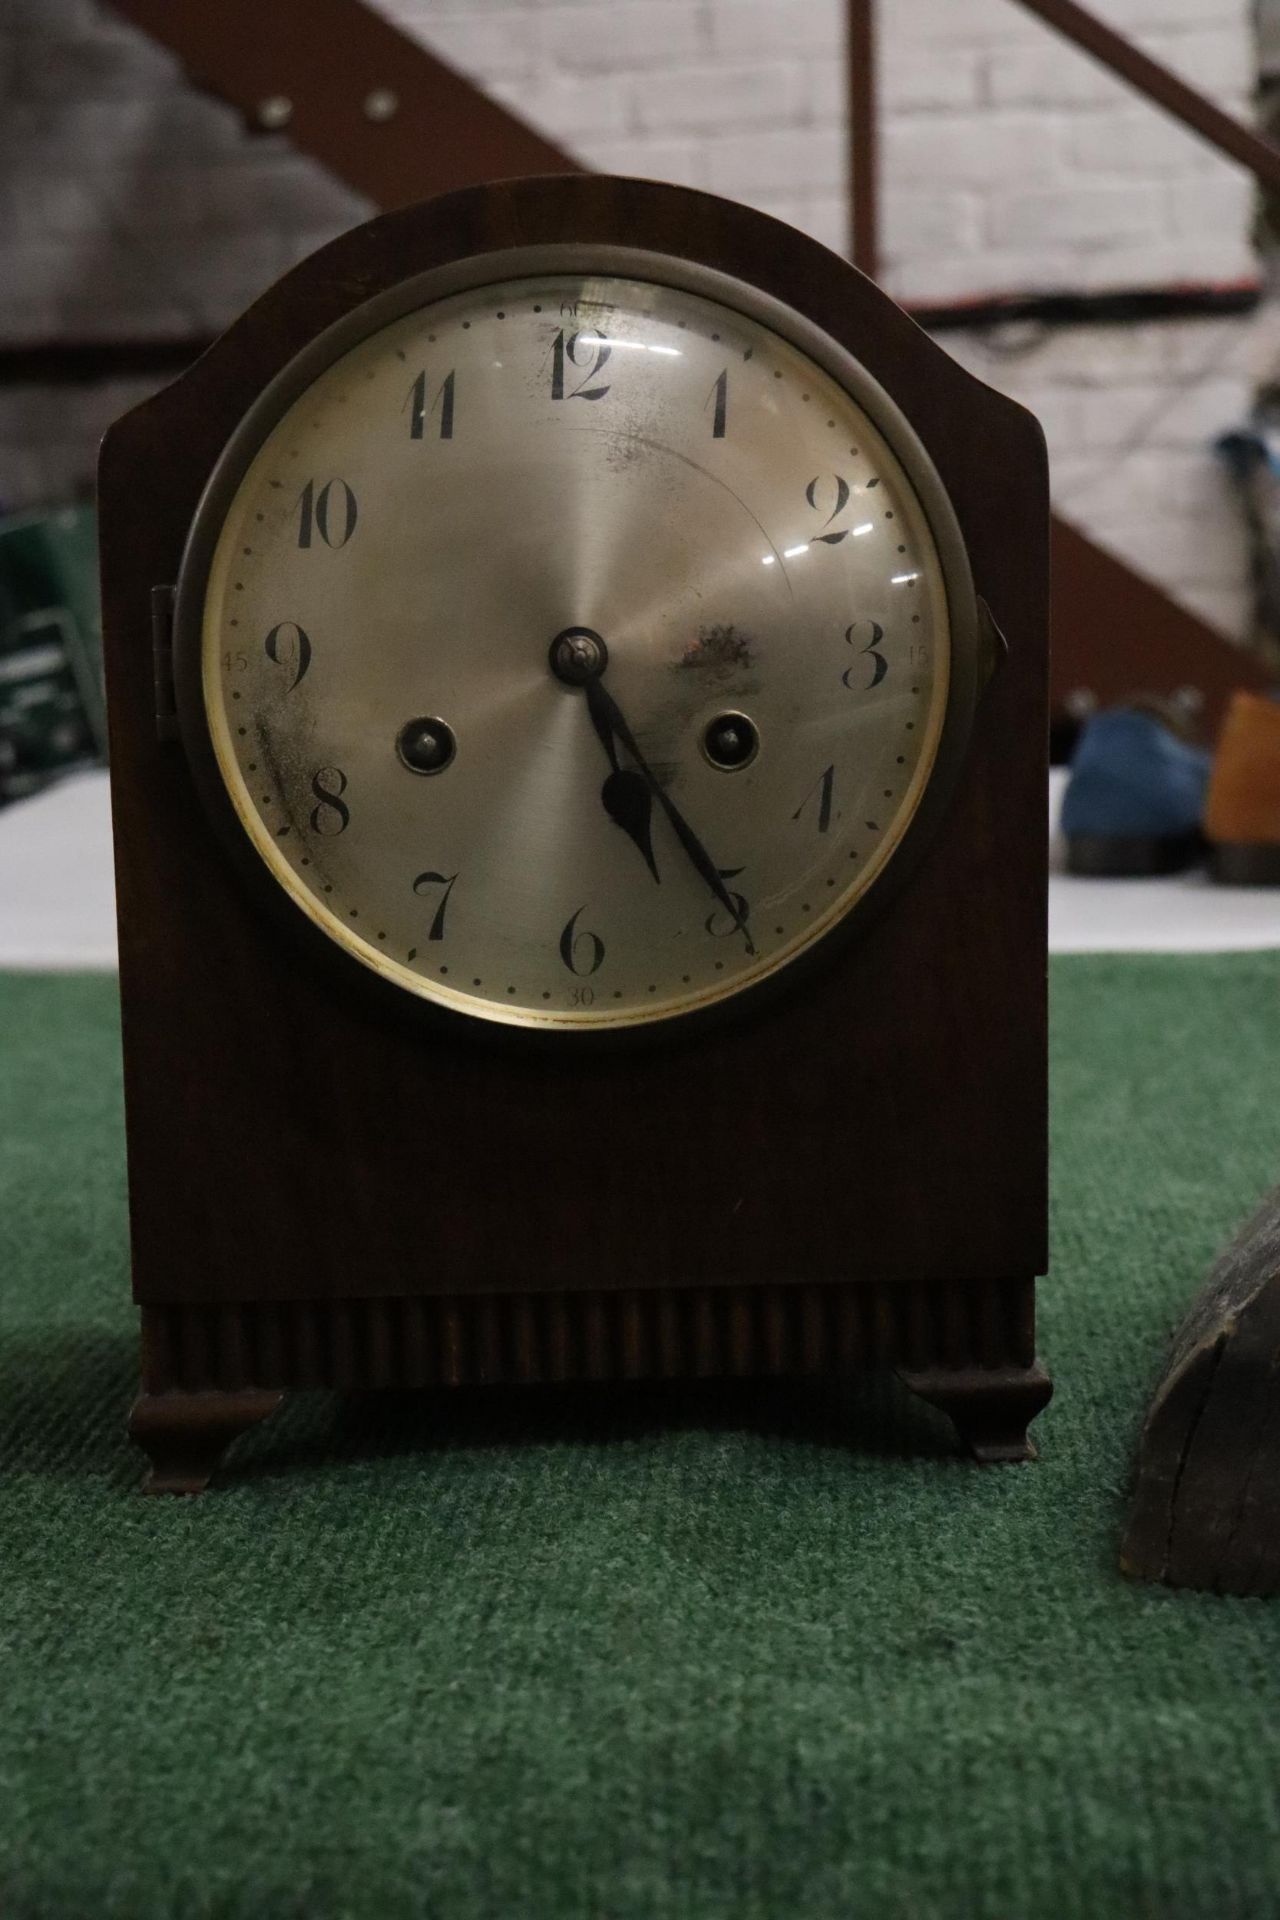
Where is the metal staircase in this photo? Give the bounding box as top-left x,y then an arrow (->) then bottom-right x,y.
110,0 -> 1279,732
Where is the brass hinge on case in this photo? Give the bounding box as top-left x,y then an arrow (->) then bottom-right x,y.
151,585 -> 179,741
977,596 -> 1009,692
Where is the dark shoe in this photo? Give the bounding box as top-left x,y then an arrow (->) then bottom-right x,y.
1061,703 -> 1211,877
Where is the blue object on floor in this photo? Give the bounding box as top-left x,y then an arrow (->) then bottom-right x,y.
1061,706 -> 1212,875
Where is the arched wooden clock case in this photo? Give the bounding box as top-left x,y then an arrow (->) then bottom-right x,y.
99,176 -> 1051,1492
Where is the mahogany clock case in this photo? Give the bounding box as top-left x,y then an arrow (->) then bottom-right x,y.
98,176 -> 1051,1485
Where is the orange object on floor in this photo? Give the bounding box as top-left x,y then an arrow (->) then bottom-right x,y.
1205,691 -> 1280,884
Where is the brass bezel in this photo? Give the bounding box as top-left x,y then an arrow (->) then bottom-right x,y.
174,241 -> 982,1042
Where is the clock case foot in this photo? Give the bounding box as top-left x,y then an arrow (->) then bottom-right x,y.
897,1361 -> 1053,1463
128,1389 -> 284,1495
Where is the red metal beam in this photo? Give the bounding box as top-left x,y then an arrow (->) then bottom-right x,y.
1010,0 -> 1280,193
848,0 -> 879,278
108,0 -> 579,210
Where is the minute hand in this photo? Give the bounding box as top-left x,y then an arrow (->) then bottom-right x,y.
584,675 -> 755,955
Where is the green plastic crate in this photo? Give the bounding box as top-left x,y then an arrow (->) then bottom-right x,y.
0,505 -> 106,806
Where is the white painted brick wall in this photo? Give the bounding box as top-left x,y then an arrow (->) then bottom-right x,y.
945,310 -> 1272,636
315,0 -> 1266,302
0,374 -> 156,512
0,0 -> 1265,643
876,12 -> 1256,302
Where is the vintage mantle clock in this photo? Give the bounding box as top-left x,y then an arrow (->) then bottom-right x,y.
99,177 -> 1051,1492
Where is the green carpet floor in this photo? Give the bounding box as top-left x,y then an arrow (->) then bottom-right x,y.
2,958 -> 1280,1919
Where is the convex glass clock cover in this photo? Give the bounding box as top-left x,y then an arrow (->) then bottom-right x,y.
177,252 -> 983,1031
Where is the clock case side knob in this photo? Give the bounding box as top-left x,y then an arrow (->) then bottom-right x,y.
98,175 -> 1051,1489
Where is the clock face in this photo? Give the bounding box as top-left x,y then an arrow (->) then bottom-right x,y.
190,263 -> 964,1031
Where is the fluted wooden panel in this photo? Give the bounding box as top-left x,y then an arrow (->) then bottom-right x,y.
141,1279 -> 1034,1395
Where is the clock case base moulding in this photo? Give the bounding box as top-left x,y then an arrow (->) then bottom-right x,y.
98,175 -> 1052,1492
129,1282 -> 1052,1494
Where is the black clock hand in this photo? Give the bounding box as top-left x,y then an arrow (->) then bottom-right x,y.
584,673 -> 755,955
582,685 -> 662,883
601,768 -> 661,883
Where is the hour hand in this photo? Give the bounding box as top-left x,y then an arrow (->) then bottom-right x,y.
578,666 -> 661,883
600,767 -> 660,882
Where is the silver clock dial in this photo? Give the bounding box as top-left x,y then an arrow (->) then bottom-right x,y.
198,269 -> 952,1029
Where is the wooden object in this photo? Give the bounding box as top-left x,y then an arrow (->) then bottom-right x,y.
129,1390 -> 284,1497
1122,1186 -> 1280,1596
99,175 -> 1051,1491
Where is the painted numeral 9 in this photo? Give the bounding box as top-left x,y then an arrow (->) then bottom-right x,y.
264,621 -> 312,691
